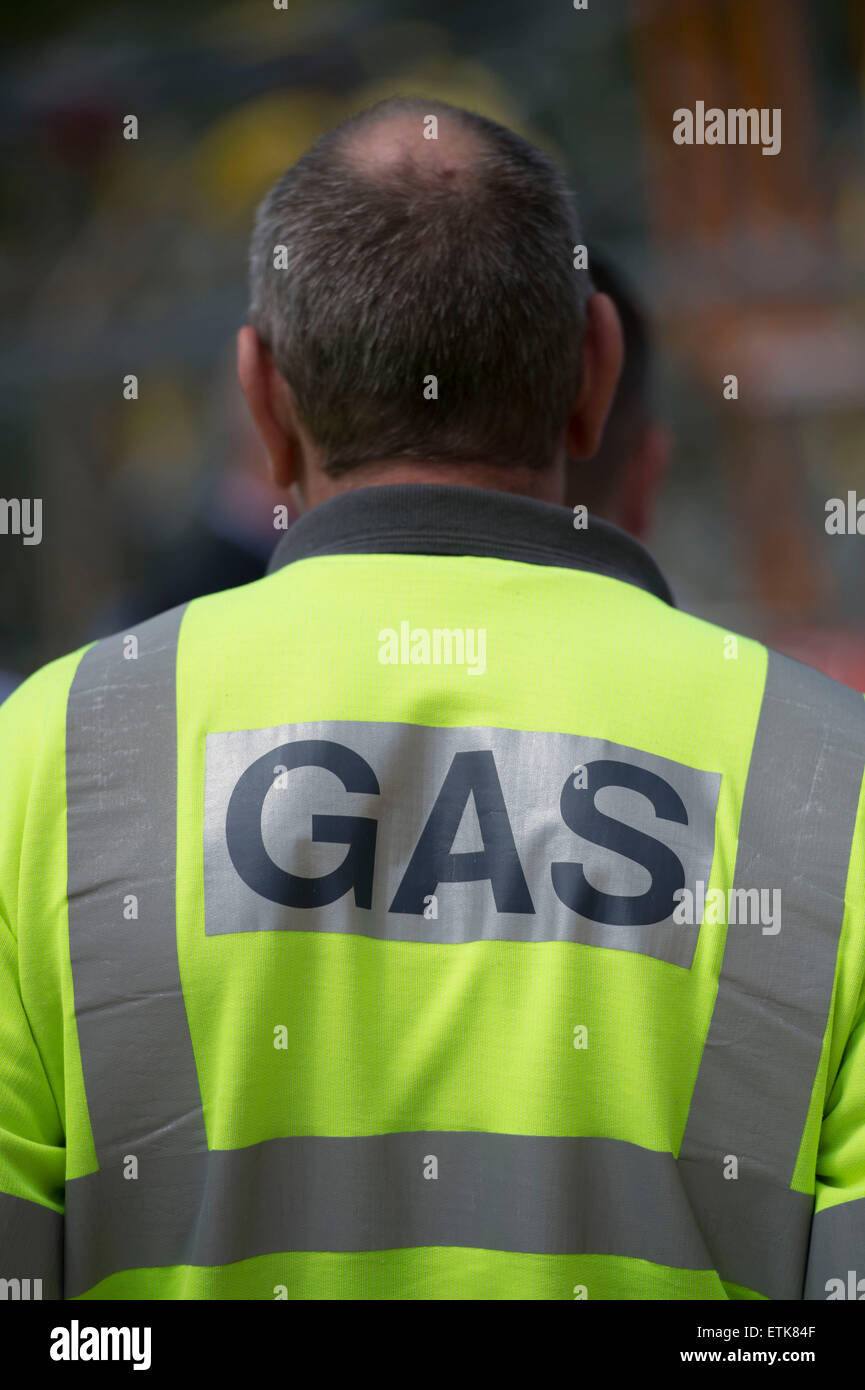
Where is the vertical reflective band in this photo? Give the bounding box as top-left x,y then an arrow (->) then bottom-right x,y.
66,606 -> 207,1167
0,1192 -> 63,1300
804,1198 -> 865,1299
680,651 -> 865,1296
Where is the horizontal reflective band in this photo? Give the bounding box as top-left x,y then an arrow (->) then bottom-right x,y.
677,1157 -> 812,1300
63,1134 -> 811,1299
0,1192 -> 63,1300
804,1198 -> 865,1300
65,606 -> 208,1165
681,653 -> 865,1233
204,721 -> 721,968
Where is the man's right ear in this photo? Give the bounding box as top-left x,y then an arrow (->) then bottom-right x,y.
236,326 -> 298,488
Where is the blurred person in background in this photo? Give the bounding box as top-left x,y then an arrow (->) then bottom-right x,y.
89,361 -> 296,636
0,670 -> 20,703
567,251 -> 670,543
570,258 -> 865,696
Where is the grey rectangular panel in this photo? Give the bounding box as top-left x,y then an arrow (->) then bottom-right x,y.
204,720 -> 721,968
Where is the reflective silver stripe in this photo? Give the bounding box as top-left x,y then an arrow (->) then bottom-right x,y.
204,721 -> 721,968
63,1133 -> 811,1298
678,1158 -> 812,1299
680,651 -> 865,1292
804,1198 -> 865,1299
65,606 -> 207,1167
0,1192 -> 63,1299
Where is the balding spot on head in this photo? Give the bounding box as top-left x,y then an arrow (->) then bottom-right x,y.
345,111 -> 483,185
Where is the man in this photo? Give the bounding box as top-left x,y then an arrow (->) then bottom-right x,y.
1,96 -> 863,1302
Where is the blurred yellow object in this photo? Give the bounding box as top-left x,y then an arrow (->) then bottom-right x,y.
192,90 -> 339,223
187,61 -> 568,228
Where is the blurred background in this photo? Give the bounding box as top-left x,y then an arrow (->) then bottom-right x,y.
2,0 -> 864,690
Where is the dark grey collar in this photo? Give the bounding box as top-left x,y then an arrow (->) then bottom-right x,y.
266,483 -> 674,606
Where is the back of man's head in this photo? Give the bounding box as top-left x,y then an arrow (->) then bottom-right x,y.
248,97 -> 592,477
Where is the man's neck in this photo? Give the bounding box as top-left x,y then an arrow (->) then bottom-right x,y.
294,455 -> 567,512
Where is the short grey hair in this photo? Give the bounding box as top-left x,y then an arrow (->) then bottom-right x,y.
249,96 -> 590,476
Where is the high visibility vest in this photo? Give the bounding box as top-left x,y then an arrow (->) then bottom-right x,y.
1,483 -> 864,1301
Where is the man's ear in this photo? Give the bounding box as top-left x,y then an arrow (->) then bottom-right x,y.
236,326 -> 298,488
565,292 -> 624,460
